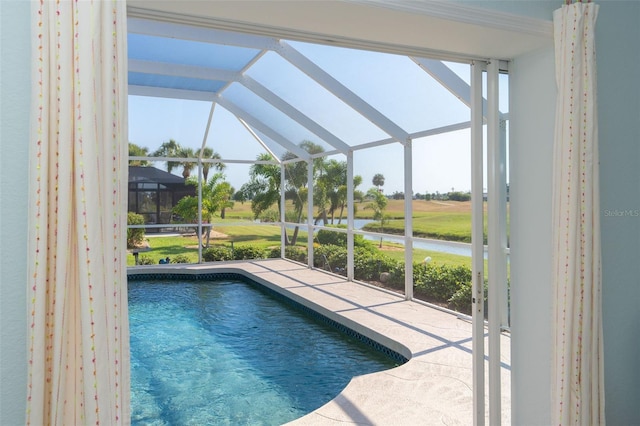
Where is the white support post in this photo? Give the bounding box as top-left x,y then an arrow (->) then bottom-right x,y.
347,151 -> 355,281
197,163 -> 203,263
404,140 -> 413,300
280,164 -> 286,259
470,60 -> 486,426
307,159 -> 314,269
499,119 -> 509,330
487,60 -> 503,426
197,103 -> 216,264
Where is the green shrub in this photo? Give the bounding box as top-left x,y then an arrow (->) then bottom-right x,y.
232,245 -> 267,260
314,244 -> 347,273
413,263 -> 472,303
448,278 -> 490,316
285,211 -> 305,223
171,254 -> 193,264
259,209 -> 280,223
448,281 -> 473,314
268,246 -> 308,263
203,245 -> 271,261
127,212 -> 146,249
316,225 -> 370,248
267,247 -> 280,258
387,262 -> 406,287
313,244 -> 399,281
287,246 -> 308,263
353,249 -> 400,282
136,254 -> 154,265
202,246 -> 233,262
316,228 -> 346,246
446,191 -> 471,202
284,243 -> 475,315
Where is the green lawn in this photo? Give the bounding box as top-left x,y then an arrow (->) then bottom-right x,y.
377,214 -> 475,242
359,200 -> 508,245
128,224 -> 307,266
128,234 -> 200,266
376,242 -> 472,269
128,200 -> 501,267
129,225 -> 474,268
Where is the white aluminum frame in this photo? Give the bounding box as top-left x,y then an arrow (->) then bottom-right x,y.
487,59 -> 509,426
470,60 -> 485,426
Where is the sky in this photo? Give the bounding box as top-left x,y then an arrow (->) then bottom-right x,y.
128,39 -> 508,195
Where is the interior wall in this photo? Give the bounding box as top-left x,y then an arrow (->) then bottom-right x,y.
507,1 -> 640,424
596,1 -> 640,423
0,1 -> 30,425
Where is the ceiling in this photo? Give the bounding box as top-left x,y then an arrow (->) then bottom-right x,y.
127,0 -> 552,61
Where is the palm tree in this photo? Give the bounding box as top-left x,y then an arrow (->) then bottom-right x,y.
219,184 -> 235,219
372,173 -> 385,192
128,142 -> 150,166
312,158 -> 364,225
154,141 -> 218,180
315,159 -> 344,225
196,147 -> 225,182
238,153 -> 281,219
282,141 -> 324,244
175,146 -> 196,179
335,175 -> 364,224
200,173 -> 234,245
172,172 -> 235,247
239,140 -> 324,245
153,139 -> 180,174
153,140 -> 201,179
312,158 -> 332,225
365,187 -> 388,247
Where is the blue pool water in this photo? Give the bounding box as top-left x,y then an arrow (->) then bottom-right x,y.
128,277 -> 399,425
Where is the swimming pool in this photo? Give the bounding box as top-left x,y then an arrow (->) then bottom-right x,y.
128,274 -> 403,425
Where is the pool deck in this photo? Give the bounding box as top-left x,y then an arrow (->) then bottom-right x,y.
129,258 -> 511,425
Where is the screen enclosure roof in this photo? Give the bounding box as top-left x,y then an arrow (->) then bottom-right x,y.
127,16 -> 502,163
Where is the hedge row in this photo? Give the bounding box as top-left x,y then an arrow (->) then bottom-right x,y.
203,245 -> 269,261
201,244 -> 309,263
200,242 -> 480,314
316,226 -> 369,248
136,253 -> 193,265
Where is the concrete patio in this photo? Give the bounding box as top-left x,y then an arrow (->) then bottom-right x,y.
128,258 -> 511,425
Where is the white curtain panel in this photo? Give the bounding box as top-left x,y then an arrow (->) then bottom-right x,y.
552,2 -> 604,425
26,1 -> 130,424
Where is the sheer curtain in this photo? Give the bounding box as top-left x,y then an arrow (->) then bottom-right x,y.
26,1 -> 130,424
552,2 -> 604,424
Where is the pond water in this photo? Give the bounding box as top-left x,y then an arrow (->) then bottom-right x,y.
338,219 -> 479,258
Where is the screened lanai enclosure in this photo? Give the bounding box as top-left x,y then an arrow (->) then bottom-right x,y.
128,165 -> 196,226
127,11 -> 510,425
128,16 -> 509,268
127,14 -> 510,291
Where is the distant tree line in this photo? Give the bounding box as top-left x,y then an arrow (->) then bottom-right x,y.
385,191 -> 472,201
